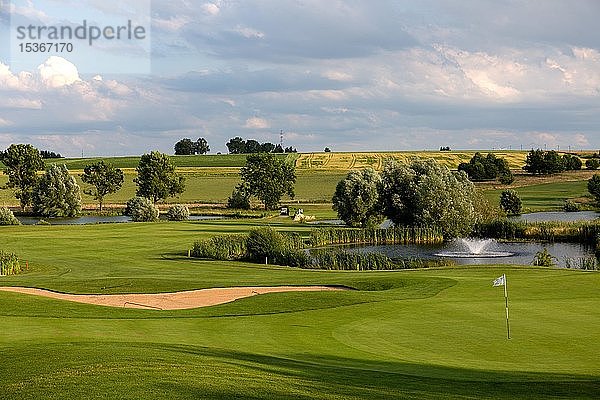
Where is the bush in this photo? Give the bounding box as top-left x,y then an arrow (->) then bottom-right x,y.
246,227 -> 302,264
588,174 -> 600,202
499,190 -> 522,215
498,170 -> 515,185
166,204 -> 190,221
532,248 -> 556,267
0,251 -> 21,275
227,183 -> 251,210
124,197 -> 159,222
563,200 -> 581,212
0,208 -> 20,225
586,158 -> 600,170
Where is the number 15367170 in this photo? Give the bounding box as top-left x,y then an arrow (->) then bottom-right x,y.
18,42 -> 73,53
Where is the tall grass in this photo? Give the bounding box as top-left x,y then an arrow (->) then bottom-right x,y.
0,251 -> 21,276
307,249 -> 454,270
191,234 -> 248,260
473,219 -> 600,244
309,227 -> 444,247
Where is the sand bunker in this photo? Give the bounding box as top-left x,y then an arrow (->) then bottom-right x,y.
0,286 -> 346,310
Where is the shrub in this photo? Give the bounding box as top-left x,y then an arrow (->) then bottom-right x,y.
0,251 -> 21,275
532,248 -> 556,267
498,170 -> 515,185
587,174 -> 600,202
563,200 -> 581,212
227,183 -> 251,210
499,190 -> 522,215
0,208 -> 20,226
246,227 -> 303,265
585,158 -> 600,170
124,197 -> 159,222
166,204 -> 190,221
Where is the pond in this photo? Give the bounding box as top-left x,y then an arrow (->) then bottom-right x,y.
341,239 -> 595,268
16,215 -> 226,225
510,211 -> 599,223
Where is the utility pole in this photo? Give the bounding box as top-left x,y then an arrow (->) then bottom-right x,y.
280,130 -> 284,148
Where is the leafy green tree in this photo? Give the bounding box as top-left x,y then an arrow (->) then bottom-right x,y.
32,164 -> 81,217
0,207 -> 20,225
2,144 -> 44,210
499,189 -> 522,215
458,152 -> 511,182
244,139 -> 261,153
379,159 -> 478,238
240,153 -> 296,210
523,149 -> 565,174
194,138 -> 210,154
80,161 -> 124,211
586,158 -> 600,170
226,137 -> 246,154
174,138 -> 196,155
587,174 -> 600,202
332,168 -> 383,227
562,154 -> 582,171
135,151 -> 185,203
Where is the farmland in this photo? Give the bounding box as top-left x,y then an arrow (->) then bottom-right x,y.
0,221 -> 599,399
1,151 -> 593,212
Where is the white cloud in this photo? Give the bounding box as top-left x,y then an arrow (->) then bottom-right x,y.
244,117 -> 270,129
201,3 -> 220,16
37,57 -> 81,88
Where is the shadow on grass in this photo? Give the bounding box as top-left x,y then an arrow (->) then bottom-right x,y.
0,342 -> 597,400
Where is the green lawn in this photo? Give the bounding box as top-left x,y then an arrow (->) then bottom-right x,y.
485,180 -> 591,211
0,222 -> 598,399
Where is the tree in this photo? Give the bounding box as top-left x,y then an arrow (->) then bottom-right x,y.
458,152 -> 511,182
240,153 -> 296,210
499,189 -> 522,215
586,158 -> 600,170
40,150 -> 62,159
379,159 -> 478,238
32,164 -> 81,217
2,144 -> 45,210
284,146 -> 297,153
174,138 -> 196,155
588,174 -> 600,202
332,168 -> 383,227
135,151 -> 185,203
226,137 -> 246,154
523,149 -> 565,174
80,161 -> 124,211
244,139 -> 261,153
273,144 -> 284,153
562,154 -> 582,171
195,138 -> 210,154
324,147 -> 331,153
227,182 -> 251,210
260,142 -> 276,153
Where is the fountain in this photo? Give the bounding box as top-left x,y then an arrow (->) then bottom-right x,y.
435,238 -> 514,258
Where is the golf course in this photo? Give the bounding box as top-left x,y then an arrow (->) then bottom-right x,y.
1,150 -> 599,399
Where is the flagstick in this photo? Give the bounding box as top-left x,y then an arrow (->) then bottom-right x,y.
503,274 -> 510,340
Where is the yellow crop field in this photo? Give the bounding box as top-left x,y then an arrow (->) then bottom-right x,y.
296,151 -> 529,171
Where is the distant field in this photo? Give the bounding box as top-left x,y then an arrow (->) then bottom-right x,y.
41,153 -> 296,170
485,180 -> 591,211
296,151 -> 530,170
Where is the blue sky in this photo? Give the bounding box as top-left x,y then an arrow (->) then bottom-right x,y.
1,0 -> 599,156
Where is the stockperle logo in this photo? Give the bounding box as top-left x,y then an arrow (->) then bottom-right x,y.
6,0 -> 151,74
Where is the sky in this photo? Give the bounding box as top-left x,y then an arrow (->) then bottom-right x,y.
0,0 -> 599,156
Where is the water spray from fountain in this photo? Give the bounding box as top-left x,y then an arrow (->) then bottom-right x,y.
435,238 -> 514,258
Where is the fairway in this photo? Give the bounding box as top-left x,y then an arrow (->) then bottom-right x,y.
0,222 -> 598,399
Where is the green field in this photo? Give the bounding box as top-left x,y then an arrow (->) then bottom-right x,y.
485,180 -> 591,211
0,221 -> 599,399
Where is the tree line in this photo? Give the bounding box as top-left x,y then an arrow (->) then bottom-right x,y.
173,136 -> 297,155
0,144 -> 185,217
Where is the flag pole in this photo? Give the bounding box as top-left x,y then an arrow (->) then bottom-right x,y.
503,274 -> 510,339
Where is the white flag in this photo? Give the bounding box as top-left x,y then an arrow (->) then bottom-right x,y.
492,275 -> 505,287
